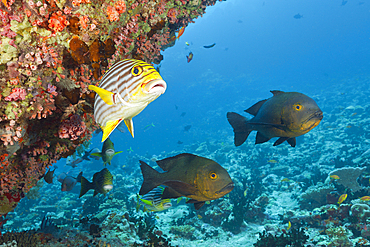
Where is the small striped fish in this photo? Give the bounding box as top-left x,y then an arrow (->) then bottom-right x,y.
137,186 -> 172,212
89,59 -> 167,142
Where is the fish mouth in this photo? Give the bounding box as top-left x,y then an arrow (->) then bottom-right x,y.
302,110 -> 323,130
309,110 -> 323,121
105,149 -> 115,156
217,182 -> 235,194
143,79 -> 167,95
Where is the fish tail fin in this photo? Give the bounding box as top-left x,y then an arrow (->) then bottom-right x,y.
79,176 -> 94,198
76,171 -> 83,183
227,112 -> 252,146
139,160 -> 161,196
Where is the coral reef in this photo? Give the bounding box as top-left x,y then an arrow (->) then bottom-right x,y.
253,227 -> 309,247
0,0 -> 223,213
328,167 -> 365,192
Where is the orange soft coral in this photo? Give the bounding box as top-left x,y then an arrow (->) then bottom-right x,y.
48,11 -> 70,32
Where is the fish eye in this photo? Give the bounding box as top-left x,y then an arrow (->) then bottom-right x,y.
293,104 -> 302,111
132,66 -> 143,76
209,172 -> 218,180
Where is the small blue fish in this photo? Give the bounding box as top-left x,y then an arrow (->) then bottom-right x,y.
293,13 -> 303,19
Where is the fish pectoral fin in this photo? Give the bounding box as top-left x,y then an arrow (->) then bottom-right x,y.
255,132 -> 270,144
88,85 -> 115,105
273,137 -> 288,146
114,151 -> 123,156
162,180 -> 197,196
273,137 -> 296,147
244,99 -> 268,116
101,119 -> 123,142
124,119 -> 134,138
90,152 -> 102,157
186,200 -> 205,210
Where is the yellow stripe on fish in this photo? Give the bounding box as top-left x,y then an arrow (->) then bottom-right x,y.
89,59 -> 167,142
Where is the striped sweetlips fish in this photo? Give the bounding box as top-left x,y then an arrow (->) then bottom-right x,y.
88,59 -> 167,142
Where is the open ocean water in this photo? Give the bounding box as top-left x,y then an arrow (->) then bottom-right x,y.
2,0 -> 370,246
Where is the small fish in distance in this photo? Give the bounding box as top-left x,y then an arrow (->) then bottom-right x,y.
43,167 -> 57,184
58,172 -> 82,192
203,43 -> 216,48
90,138 -> 122,166
137,186 -> 172,212
186,52 -> 193,63
79,168 -> 113,197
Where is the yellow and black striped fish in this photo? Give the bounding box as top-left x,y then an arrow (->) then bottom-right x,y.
88,59 -> 167,142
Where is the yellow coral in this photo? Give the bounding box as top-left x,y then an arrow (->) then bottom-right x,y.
10,16 -> 32,44
0,37 -> 18,64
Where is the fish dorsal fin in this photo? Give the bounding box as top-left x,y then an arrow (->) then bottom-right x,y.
270,90 -> 285,96
244,99 -> 268,116
156,153 -> 197,171
162,180 -> 197,196
124,119 -> 134,138
162,187 -> 183,199
88,85 -> 115,105
101,119 -> 123,142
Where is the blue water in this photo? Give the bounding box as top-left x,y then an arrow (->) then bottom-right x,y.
100,0 -> 370,158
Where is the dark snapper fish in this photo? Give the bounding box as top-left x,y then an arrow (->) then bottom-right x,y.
88,59 -> 167,142
227,90 -> 323,147
139,153 -> 234,210
79,168 -> 113,197
90,138 -> 122,166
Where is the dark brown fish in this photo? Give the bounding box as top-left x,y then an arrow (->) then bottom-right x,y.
227,90 -> 323,147
44,168 -> 56,184
139,153 -> 234,210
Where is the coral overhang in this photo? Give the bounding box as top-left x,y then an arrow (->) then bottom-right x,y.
0,0 -> 222,213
